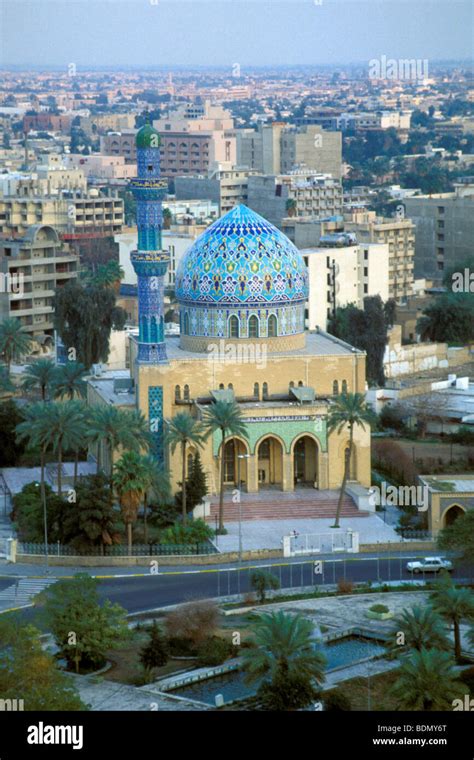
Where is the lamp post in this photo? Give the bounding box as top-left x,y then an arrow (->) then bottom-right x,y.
34,481 -> 49,569
236,453 -> 251,564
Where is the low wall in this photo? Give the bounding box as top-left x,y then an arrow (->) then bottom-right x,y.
15,548 -> 283,566
360,541 -> 436,553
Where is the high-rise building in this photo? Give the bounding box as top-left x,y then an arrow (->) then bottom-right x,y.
301,239 -> 390,331
174,167 -> 259,214
247,172 -> 343,230
344,210 -> 415,302
0,224 -> 78,338
403,185 -> 474,281
237,123 -> 342,179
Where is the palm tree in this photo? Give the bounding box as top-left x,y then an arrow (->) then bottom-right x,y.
46,401 -> 88,496
327,392 -> 374,528
53,361 -> 87,400
16,403 -> 54,503
0,318 -> 32,379
285,198 -> 297,218
22,358 -> 56,401
141,454 -> 171,543
388,605 -> 450,655
0,366 -> 14,395
202,401 -> 248,533
93,261 -> 124,292
242,610 -> 326,710
113,451 -> 149,554
390,649 -> 464,710
431,580 -> 474,661
166,412 -> 205,524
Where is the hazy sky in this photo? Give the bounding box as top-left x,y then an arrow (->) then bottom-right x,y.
0,0 -> 472,68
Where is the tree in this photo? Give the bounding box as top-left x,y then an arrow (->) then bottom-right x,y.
167,412 -> 205,524
42,574 -> 129,673
61,474 -> 117,554
10,482 -> 66,543
165,601 -> 219,648
250,569 -> 280,603
88,406 -> 150,483
0,365 -> 14,395
328,296 -> 389,386
162,207 -> 172,229
328,392 -> 374,527
0,400 -> 26,466
140,454 -> 171,543
438,510 -> 474,564
0,317 -> 32,378
21,358 -> 56,401
390,649 -> 464,710
16,402 -> 55,501
113,451 -> 149,554
45,401 -> 87,496
139,621 -> 168,677
431,579 -> 474,661
202,401 -> 248,533
388,605 -> 450,655
175,450 -> 208,513
54,280 -> 127,369
52,361 -> 87,400
242,611 -> 326,711
417,294 -> 474,344
90,260 -> 124,292
0,618 -> 86,710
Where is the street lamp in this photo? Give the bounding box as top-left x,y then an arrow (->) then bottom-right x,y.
34,481 -> 49,569
236,453 -> 251,564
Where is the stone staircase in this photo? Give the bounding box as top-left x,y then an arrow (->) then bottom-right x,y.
206,488 -> 369,523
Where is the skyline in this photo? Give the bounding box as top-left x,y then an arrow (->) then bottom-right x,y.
1,0 -> 472,68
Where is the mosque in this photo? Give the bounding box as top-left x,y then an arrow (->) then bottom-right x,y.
90,121 -> 371,502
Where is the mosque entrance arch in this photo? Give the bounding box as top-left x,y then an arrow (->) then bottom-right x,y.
223,438 -> 249,489
257,436 -> 283,489
442,504 -> 466,528
292,435 -> 318,488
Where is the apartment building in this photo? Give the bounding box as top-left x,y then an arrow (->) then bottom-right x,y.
0,190 -> 124,238
63,154 -> 136,181
344,210 -> 415,302
100,130 -> 137,163
246,172 -> 343,229
0,224 -> 78,338
237,123 -> 342,180
301,238 -> 389,331
403,185 -> 474,281
174,167 -> 258,214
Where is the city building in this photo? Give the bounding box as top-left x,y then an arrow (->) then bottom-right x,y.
100,130 -> 137,163
403,185 -> 474,281
87,127 -> 371,497
247,172 -> 343,230
175,167 -> 259,214
301,238 -> 390,331
62,154 -> 137,181
0,224 -> 78,338
237,123 -> 342,179
344,210 -> 415,302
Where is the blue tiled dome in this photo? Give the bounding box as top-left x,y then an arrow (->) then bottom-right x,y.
175,205 -> 308,307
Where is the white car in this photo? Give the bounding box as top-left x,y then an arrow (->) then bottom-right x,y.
406,556 -> 453,574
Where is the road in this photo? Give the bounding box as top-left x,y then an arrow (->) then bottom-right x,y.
1,554 -> 472,617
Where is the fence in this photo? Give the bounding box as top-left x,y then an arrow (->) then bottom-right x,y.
17,541 -> 218,557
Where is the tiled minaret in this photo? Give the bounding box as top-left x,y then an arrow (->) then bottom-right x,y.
130,118 -> 169,363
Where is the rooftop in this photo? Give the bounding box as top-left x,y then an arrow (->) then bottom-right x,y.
419,475 -> 474,493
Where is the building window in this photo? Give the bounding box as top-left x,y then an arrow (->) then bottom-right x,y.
175,385 -> 181,401
248,314 -> 259,338
298,380 -> 303,387
183,384 -> 190,401
219,383 -> 224,390
342,380 -> 348,394
229,315 -> 240,338
183,312 -> 189,334
254,382 -> 259,398
289,381 -> 294,389
268,314 -> 277,337
333,380 -> 339,395
228,383 -> 233,390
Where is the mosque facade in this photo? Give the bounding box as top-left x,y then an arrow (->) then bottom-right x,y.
90,123 -> 371,499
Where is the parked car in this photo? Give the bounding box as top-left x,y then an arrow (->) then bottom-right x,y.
406,557 -> 453,574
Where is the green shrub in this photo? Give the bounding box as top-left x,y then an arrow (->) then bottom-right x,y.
249,569 -> 280,603
369,603 -> 389,613
197,636 -> 233,667
160,518 -> 213,545
459,666 -> 474,695
166,636 -> 198,657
